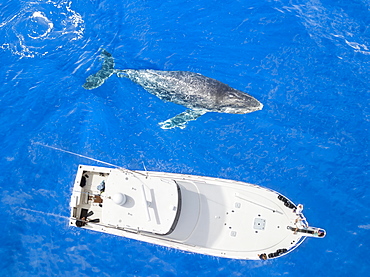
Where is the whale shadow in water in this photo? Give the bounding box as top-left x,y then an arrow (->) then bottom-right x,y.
83,49 -> 263,129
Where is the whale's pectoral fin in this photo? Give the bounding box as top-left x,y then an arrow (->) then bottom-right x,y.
159,109 -> 207,129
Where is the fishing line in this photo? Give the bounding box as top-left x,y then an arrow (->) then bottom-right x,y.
34,142 -> 147,177
35,142 -> 121,168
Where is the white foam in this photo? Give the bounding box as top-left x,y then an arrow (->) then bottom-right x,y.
0,0 -> 84,58
28,11 -> 54,39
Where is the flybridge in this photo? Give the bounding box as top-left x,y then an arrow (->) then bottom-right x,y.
71,165 -> 180,235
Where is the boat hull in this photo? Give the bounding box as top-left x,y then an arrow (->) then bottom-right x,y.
70,165 -> 322,260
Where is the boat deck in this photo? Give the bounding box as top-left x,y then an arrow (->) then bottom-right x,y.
160,175 -> 304,259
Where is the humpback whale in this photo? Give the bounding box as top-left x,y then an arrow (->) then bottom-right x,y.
83,49 -> 263,129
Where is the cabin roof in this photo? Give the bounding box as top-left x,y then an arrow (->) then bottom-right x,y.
72,166 -> 180,235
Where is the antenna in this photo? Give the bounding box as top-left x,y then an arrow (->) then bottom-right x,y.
142,161 -> 149,178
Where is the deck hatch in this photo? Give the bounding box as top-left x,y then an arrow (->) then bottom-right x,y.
253,218 -> 266,230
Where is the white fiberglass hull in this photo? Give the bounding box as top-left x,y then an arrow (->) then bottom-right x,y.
70,165 -> 325,260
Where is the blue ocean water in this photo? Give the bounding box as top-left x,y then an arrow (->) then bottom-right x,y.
1,0 -> 369,276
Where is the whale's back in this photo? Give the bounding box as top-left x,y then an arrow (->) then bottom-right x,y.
122,69 -> 262,113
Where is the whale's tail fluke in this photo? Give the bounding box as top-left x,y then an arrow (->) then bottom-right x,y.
82,49 -> 116,90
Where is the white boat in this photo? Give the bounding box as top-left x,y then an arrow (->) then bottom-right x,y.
70,164 -> 326,260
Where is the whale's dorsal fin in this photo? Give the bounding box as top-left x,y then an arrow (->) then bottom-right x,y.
159,109 -> 208,129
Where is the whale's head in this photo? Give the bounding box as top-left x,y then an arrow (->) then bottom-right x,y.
217,89 -> 263,114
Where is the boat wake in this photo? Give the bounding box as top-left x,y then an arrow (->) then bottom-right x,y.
19,207 -> 70,221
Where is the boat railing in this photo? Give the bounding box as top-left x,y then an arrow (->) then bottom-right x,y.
287,226 -> 326,238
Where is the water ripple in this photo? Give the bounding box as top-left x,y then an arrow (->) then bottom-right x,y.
0,0 -> 84,58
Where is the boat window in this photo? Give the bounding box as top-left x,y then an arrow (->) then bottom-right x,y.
160,182 -> 182,236
80,176 -> 87,187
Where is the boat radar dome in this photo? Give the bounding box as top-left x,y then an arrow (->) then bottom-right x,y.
113,193 -> 127,206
